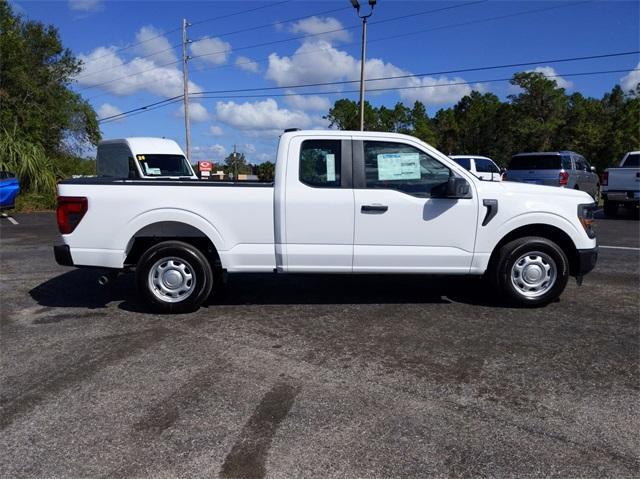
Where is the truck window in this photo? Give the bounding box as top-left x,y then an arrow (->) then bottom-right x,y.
363,141 -> 450,197
622,153 -> 639,167
451,158 -> 471,170
510,155 -> 562,170
97,143 -> 133,178
475,158 -> 500,173
136,154 -> 192,177
299,140 -> 341,188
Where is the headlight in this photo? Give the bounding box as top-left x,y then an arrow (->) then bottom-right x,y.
577,203 -> 596,239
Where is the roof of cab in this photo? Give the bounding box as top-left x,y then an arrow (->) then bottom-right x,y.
98,137 -> 185,156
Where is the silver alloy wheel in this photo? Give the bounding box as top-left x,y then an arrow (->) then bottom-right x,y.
148,256 -> 196,303
510,251 -> 557,298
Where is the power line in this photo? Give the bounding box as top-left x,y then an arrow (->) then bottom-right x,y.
193,5 -> 351,39
192,51 -> 640,96
100,97 -> 184,125
98,67 -> 639,123
85,0 -> 590,98
98,95 -> 182,122
192,69 -> 639,100
189,1 -> 291,28
189,1 -> 486,61
77,0 -> 291,79
81,0 -> 485,93
85,0 -> 592,98
79,27 -> 182,68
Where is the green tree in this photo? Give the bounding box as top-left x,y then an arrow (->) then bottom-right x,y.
224,151 -> 250,179
508,72 -> 568,151
0,1 -> 100,156
433,108 -> 459,155
410,101 -> 437,145
256,161 -> 275,182
324,99 -> 377,130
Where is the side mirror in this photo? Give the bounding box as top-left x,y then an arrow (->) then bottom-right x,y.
446,176 -> 471,198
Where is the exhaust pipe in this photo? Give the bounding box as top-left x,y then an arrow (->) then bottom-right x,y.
98,271 -> 119,286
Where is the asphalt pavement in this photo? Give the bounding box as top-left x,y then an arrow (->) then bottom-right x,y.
1,211 -> 638,478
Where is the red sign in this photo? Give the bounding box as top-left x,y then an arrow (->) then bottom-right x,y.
198,161 -> 213,172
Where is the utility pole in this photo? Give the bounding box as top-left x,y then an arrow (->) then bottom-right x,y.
181,18 -> 191,161
351,0 -> 376,131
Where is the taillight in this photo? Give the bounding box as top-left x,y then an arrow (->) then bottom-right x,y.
601,171 -> 608,186
57,196 -> 88,234
559,171 -> 569,186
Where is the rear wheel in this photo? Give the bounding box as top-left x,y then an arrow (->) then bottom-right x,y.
492,236 -> 569,307
136,241 -> 213,313
603,199 -> 618,217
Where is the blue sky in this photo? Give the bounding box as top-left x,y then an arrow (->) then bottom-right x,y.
10,0 -> 640,163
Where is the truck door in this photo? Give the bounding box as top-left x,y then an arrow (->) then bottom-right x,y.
352,138 -> 479,273
282,136 -> 354,272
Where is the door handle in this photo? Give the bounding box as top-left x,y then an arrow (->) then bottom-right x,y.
361,204 -> 388,213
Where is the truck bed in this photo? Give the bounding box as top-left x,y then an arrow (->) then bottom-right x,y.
57,177 -> 276,271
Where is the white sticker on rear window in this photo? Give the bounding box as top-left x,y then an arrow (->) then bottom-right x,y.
326,153 -> 336,181
377,153 -> 420,180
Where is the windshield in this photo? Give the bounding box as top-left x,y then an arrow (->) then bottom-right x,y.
622,153 -> 639,168
137,154 -> 192,177
509,155 -> 563,170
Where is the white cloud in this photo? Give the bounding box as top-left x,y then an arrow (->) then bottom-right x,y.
209,125 -> 224,136
284,92 -> 331,112
620,64 -> 640,94
215,98 -> 311,136
266,40 -> 477,106
77,45 -> 202,97
190,37 -> 231,65
289,16 -> 351,43
97,103 -> 123,121
192,144 -> 226,161
235,56 -> 260,73
266,40 -> 356,86
68,0 -> 102,12
133,25 -> 178,64
528,66 -> 573,89
243,143 -> 257,154
176,102 -> 209,122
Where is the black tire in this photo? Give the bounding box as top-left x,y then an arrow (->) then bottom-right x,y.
491,236 -> 569,307
136,240 -> 213,314
603,199 -> 617,218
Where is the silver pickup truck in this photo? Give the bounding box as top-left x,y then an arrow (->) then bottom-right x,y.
602,151 -> 640,217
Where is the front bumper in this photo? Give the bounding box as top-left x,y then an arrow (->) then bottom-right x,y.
54,244 -> 74,266
575,246 -> 598,276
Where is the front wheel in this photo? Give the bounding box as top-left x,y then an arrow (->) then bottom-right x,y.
492,237 -> 569,307
136,241 -> 213,313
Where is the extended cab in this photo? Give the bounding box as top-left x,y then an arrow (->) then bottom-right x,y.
54,131 -> 598,312
602,151 -> 639,217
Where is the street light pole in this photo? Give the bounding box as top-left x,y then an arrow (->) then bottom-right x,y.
358,16 -> 367,132
351,0 -> 376,131
181,18 -> 191,161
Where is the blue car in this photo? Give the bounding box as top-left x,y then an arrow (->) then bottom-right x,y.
0,171 -> 20,210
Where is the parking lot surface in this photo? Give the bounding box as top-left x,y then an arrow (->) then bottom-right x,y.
1,211 -> 638,478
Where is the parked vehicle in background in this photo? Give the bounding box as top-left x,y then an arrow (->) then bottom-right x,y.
54,131 -> 598,313
601,151 -> 640,217
450,155 -> 503,181
0,171 -> 20,210
97,138 -> 197,180
506,151 -> 599,200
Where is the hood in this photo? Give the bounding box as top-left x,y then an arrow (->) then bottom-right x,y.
482,180 -> 593,202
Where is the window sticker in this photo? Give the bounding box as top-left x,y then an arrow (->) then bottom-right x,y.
326,153 -> 336,181
142,162 -> 161,175
377,153 -> 421,180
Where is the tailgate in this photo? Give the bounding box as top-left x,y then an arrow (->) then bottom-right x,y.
607,168 -> 640,191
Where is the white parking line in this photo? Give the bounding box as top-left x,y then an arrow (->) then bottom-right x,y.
600,245 -> 640,251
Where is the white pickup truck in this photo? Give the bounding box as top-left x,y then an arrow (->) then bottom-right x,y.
54,130 -> 598,312
602,151 -> 640,217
